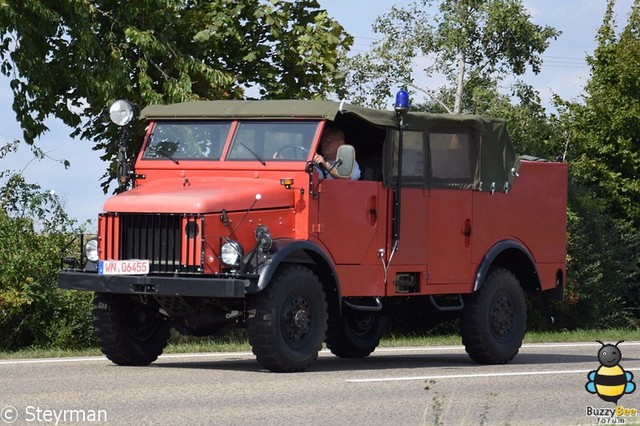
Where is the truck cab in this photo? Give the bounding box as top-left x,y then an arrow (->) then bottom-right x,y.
59,99 -> 568,372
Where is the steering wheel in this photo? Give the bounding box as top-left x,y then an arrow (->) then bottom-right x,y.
273,145 -> 309,159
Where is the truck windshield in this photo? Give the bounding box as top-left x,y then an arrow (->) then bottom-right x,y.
226,121 -> 318,162
143,121 -> 232,161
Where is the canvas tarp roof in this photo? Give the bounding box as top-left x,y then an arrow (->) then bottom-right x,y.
141,100 -> 399,125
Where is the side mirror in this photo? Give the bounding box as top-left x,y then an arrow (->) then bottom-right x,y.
335,144 -> 355,178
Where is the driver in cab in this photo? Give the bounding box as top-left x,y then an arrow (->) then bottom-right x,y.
313,127 -> 361,180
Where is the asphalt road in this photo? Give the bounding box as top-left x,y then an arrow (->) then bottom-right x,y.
1,341 -> 640,426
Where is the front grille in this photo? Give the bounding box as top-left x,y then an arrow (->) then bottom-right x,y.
100,213 -> 203,273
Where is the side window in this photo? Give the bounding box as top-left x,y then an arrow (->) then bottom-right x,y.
429,131 -> 477,183
388,129 -> 427,185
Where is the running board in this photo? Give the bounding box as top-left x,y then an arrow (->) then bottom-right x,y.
429,295 -> 464,311
343,297 -> 383,312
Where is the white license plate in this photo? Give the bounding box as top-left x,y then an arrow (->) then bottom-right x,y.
99,260 -> 150,275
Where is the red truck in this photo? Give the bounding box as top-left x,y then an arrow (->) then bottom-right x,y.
59,97 -> 567,372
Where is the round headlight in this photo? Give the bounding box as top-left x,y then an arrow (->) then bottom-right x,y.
221,240 -> 243,267
85,238 -> 99,262
109,100 -> 136,126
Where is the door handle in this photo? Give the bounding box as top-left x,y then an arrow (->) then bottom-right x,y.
463,219 -> 472,236
367,196 -> 377,226
464,219 -> 471,248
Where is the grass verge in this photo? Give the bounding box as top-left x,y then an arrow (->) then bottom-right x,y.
0,328 -> 638,360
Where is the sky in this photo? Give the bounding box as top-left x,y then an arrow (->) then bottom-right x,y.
0,0 -> 635,227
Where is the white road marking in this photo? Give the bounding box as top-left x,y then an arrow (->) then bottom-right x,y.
0,356 -> 107,365
373,341 -> 640,352
522,341 -> 640,348
345,366 -> 640,383
0,351 -> 254,366
0,347 -> 456,366
345,341 -> 640,383
0,341 -> 637,366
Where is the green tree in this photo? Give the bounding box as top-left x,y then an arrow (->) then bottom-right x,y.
411,78 -> 564,159
0,0 -> 352,188
554,0 -> 640,327
556,181 -> 640,329
344,0 -> 559,113
565,0 -> 640,226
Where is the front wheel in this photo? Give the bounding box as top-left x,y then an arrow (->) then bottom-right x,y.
460,268 -> 526,364
92,293 -> 171,366
247,265 -> 328,372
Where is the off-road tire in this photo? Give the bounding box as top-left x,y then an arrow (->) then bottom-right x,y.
92,293 -> 171,366
326,307 -> 385,358
460,268 -> 526,364
247,265 -> 327,372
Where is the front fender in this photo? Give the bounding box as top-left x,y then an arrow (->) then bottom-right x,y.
251,239 -> 339,294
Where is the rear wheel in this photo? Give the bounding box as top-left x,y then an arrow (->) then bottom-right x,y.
326,306 -> 385,358
247,265 -> 327,372
460,268 -> 526,364
92,293 -> 171,366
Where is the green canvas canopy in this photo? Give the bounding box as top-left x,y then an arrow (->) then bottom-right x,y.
141,99 -> 398,124
140,100 -> 519,193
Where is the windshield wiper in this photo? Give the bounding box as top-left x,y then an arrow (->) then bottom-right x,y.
239,142 -> 266,166
153,146 -> 179,165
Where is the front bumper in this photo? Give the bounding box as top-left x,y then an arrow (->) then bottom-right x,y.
58,271 -> 250,298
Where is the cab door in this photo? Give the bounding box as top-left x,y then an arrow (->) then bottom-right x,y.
427,189 -> 472,285
425,130 -> 477,289
315,179 -> 387,296
315,179 -> 386,266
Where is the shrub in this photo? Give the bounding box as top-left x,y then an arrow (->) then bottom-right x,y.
0,209 -> 95,350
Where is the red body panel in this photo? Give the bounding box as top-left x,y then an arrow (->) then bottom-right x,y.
200,208 -> 296,273
303,161 -> 567,297
472,160 -> 568,291
104,175 -> 295,214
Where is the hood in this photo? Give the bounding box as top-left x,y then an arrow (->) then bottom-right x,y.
103,177 -> 293,214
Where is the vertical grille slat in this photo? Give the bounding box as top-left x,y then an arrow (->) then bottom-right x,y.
101,213 -> 202,274
185,217 -> 192,268
141,215 -> 147,262
110,215 -> 117,259
165,216 -> 172,273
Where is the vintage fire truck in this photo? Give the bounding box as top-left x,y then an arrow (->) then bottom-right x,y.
59,96 -> 567,372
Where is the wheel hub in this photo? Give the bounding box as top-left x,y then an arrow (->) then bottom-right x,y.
294,309 -> 310,329
490,293 -> 514,340
283,295 -> 312,345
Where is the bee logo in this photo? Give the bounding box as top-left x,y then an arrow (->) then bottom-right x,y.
585,340 -> 636,403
